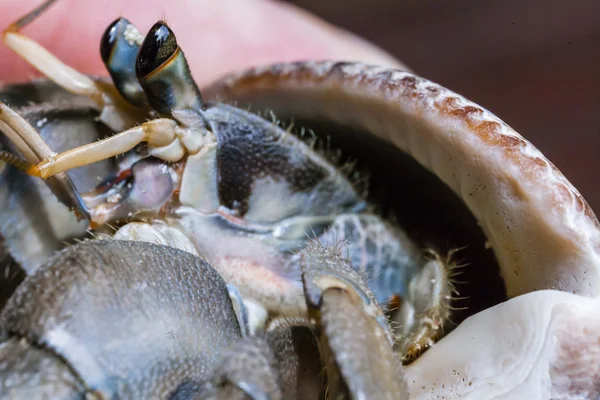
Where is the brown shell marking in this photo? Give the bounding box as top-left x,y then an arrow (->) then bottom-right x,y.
205,61 -> 600,299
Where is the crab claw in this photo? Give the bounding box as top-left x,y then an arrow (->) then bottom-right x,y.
300,241 -> 408,400
405,289 -> 600,399
197,325 -> 322,400
0,240 -> 243,398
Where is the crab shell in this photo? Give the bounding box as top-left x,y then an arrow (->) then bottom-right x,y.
202,61 -> 600,399
1,61 -> 599,399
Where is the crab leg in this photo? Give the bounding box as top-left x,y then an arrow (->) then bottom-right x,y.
3,0 -> 144,131
0,100 -> 180,178
300,242 -> 407,400
398,250 -> 456,361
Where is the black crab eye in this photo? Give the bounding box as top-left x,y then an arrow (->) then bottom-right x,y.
100,17 -> 147,107
100,18 -> 125,64
134,21 -> 203,114
136,21 -> 178,78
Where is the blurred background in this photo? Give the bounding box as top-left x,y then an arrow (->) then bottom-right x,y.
286,0 -> 600,213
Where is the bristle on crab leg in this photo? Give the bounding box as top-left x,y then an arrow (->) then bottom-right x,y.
300,241 -> 407,400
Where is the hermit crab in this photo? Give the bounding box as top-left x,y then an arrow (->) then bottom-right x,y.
1,1 -> 600,399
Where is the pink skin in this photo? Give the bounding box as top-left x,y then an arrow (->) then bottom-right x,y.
0,0 -> 404,85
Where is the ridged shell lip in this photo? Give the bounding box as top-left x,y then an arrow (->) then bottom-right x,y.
204,60 -> 600,300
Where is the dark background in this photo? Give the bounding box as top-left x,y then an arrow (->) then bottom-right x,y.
286,0 -> 600,214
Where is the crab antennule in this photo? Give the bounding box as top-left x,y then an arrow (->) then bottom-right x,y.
100,18 -> 148,107
300,242 -> 407,399
136,22 -> 204,114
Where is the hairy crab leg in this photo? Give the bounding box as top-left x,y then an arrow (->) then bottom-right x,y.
301,242 -> 407,400
3,0 -> 145,131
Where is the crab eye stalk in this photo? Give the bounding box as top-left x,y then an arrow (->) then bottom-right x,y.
100,18 -> 147,107
135,21 -> 203,114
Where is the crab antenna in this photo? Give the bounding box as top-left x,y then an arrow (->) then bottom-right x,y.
0,121 -> 39,164
7,0 -> 58,31
0,102 -> 54,161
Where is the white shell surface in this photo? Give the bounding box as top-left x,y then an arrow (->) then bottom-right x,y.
405,290 -> 600,399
